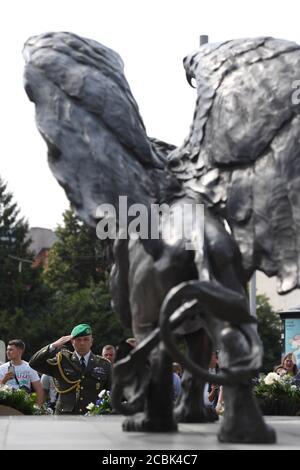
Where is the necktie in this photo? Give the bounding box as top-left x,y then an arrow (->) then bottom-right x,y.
80,356 -> 86,370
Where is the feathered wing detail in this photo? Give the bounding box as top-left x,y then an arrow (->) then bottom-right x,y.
168,37 -> 300,293
23,32 -> 179,227
24,32 -> 300,293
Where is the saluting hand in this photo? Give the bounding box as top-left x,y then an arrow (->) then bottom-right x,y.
51,335 -> 73,350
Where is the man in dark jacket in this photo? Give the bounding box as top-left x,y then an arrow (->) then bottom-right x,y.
30,324 -> 111,415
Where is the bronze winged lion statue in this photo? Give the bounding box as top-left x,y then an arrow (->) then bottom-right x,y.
23,33 -> 300,443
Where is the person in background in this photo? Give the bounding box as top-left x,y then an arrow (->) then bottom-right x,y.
274,352 -> 298,377
173,370 -> 182,403
101,345 -> 116,364
0,339 -> 43,406
173,362 -> 183,378
215,386 -> 224,415
41,374 -> 58,411
29,324 -> 111,415
203,351 -> 219,408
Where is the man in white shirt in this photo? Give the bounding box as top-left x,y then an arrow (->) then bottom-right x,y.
0,339 -> 43,406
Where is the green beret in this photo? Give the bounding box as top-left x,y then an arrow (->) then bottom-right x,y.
71,323 -> 92,338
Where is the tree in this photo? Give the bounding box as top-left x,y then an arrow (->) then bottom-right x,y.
0,177 -> 37,312
256,294 -> 282,373
43,282 -> 128,353
0,188 -> 126,359
44,209 -> 112,291
42,208 -> 129,352
0,178 -> 52,358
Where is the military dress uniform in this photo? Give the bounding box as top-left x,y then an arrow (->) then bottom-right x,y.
29,344 -> 111,415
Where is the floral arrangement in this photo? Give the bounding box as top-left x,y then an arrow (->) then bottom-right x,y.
86,390 -> 112,416
253,372 -> 300,416
0,385 -> 48,415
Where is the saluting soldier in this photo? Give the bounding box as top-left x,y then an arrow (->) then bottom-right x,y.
29,324 -> 111,415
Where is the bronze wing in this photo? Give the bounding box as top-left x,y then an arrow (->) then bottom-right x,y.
23,32 -> 179,228
168,37 -> 300,294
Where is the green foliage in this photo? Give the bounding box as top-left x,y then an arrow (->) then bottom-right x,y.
0,386 -> 40,415
40,208 -> 129,353
0,192 -> 127,358
43,281 -> 127,352
44,209 -> 111,291
0,178 -> 38,312
0,178 -> 51,357
256,294 -> 282,373
254,373 -> 300,415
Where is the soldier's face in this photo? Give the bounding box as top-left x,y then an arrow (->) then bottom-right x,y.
72,335 -> 93,355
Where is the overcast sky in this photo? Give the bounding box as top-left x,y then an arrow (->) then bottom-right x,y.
2,0 -> 300,229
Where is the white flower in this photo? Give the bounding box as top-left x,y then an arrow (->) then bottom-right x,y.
264,372 -> 281,385
86,402 -> 95,411
291,385 -> 297,390
98,389 -> 109,398
0,384 -> 11,392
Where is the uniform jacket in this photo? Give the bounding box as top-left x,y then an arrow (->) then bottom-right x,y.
30,346 -> 112,414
